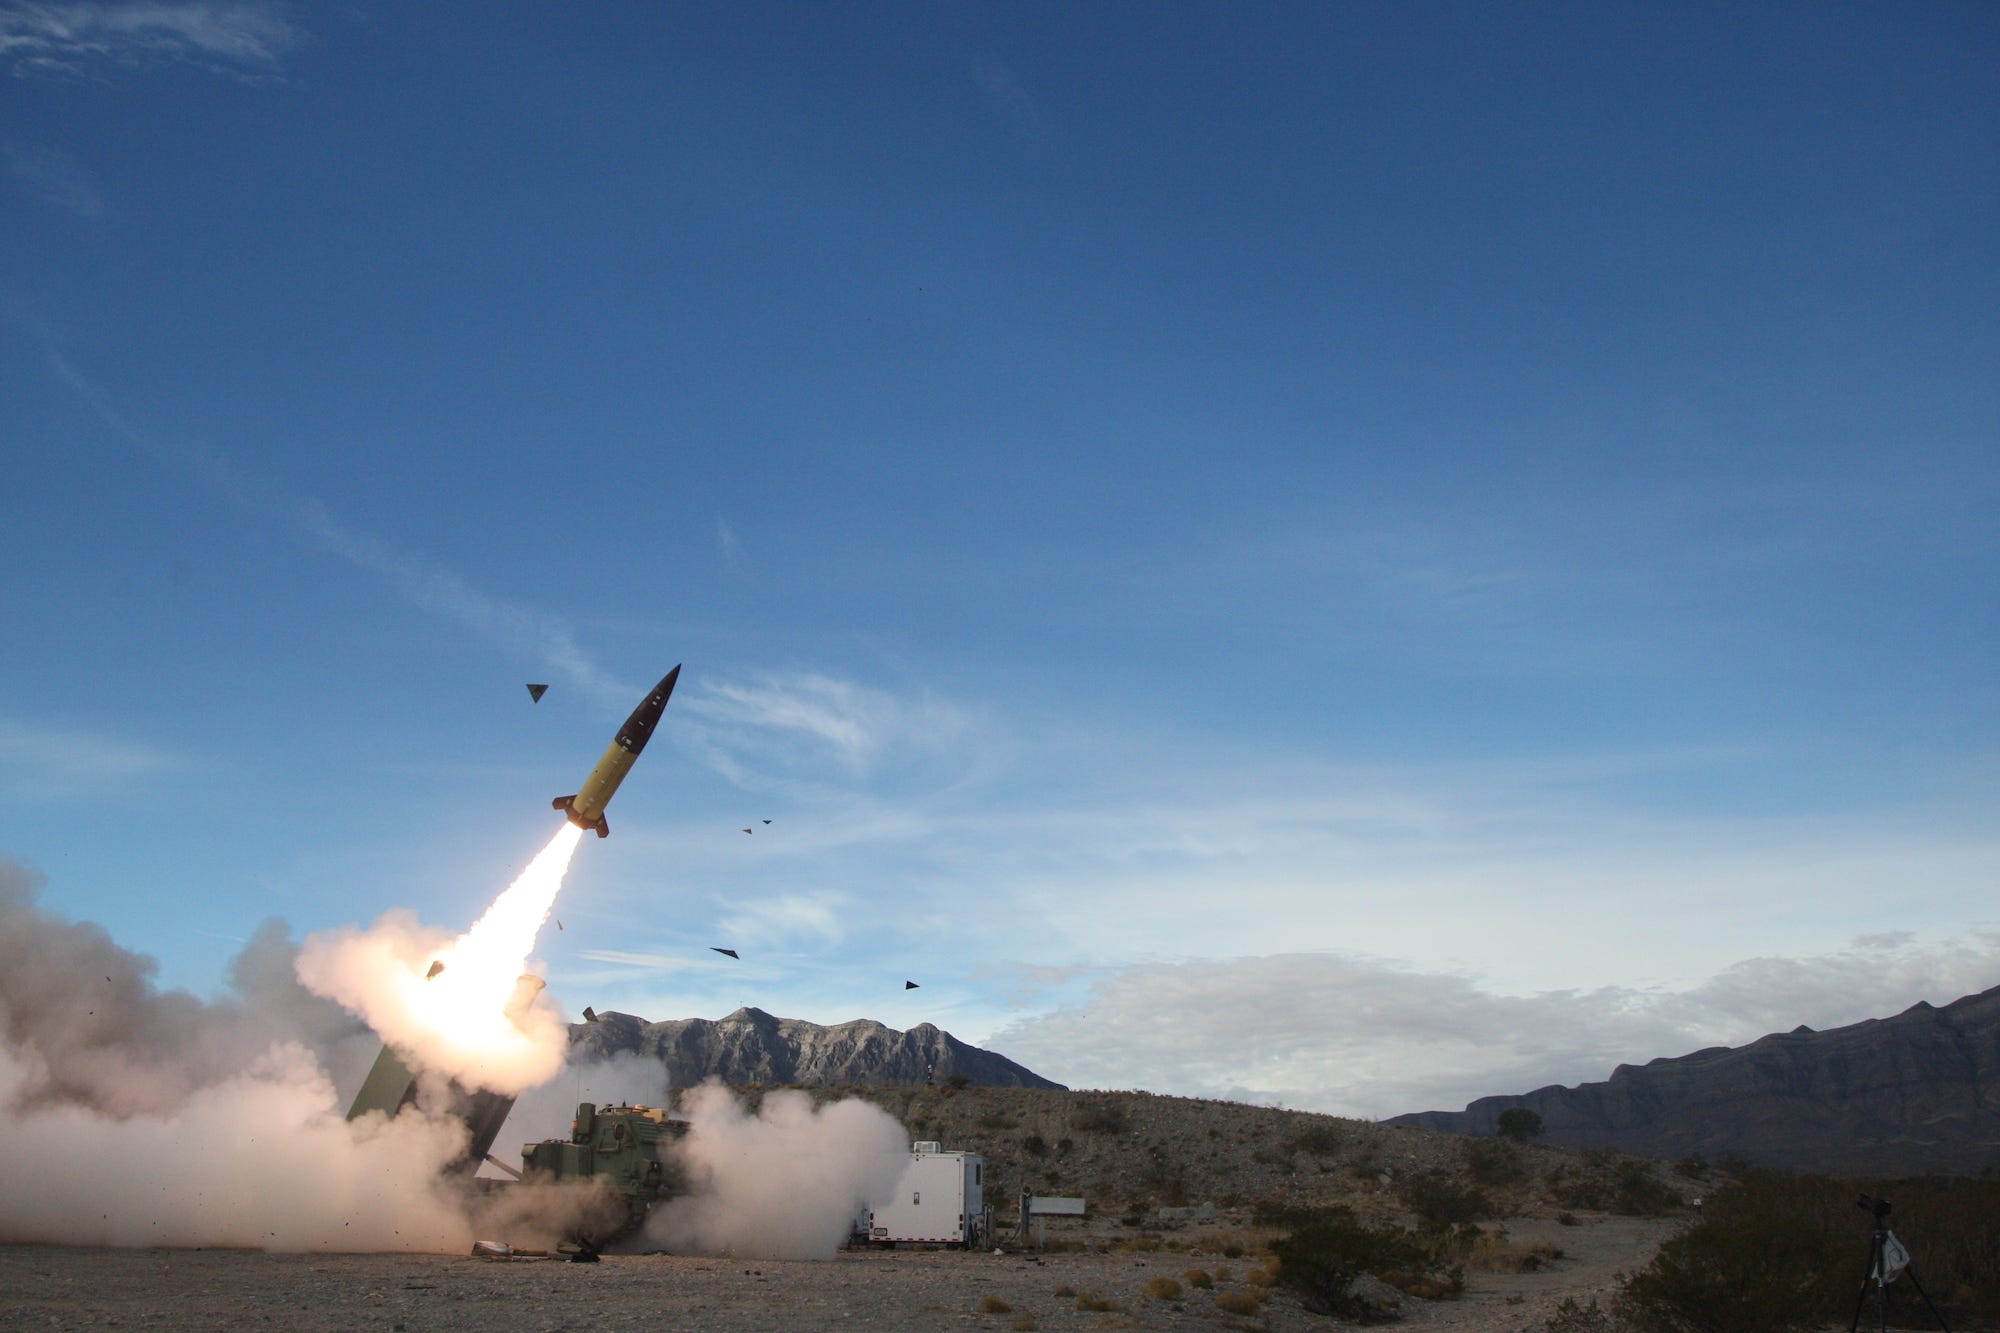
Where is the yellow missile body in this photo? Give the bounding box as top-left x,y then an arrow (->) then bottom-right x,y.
552,665 -> 679,837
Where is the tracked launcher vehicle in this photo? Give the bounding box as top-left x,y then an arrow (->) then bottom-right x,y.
520,1101 -> 688,1242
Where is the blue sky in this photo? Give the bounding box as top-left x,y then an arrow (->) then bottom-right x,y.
2,1 -> 1995,1118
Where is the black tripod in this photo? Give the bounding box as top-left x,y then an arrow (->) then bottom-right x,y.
1850,1194 -> 1950,1332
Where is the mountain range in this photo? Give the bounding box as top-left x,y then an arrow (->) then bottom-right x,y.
1387,983 -> 2000,1176
567,1005 -> 1065,1091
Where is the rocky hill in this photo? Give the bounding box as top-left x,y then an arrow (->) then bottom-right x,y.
1388,984 -> 2000,1176
567,1006 -> 1065,1090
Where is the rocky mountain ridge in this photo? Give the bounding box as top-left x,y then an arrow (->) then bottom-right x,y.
1388,983 -> 2000,1176
566,1005 -> 1065,1091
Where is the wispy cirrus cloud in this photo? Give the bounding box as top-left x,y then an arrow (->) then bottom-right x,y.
681,670 -> 978,785
715,891 -> 850,948
0,1 -> 301,77
0,137 -> 106,219
31,338 -> 634,709
0,716 -> 177,799
576,950 -> 707,972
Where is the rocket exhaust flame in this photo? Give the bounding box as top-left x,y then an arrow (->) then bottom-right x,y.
296,824 -> 584,1096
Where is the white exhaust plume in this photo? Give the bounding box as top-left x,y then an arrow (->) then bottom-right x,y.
0,861 -> 477,1250
294,825 -> 582,1096
645,1079 -> 910,1260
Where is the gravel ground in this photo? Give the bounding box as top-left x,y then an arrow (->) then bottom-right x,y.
0,1215 -> 1679,1332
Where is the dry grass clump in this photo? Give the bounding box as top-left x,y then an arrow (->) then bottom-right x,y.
1009,1317 -> 1038,1333
1468,1230 -> 1566,1273
1193,1228 -> 1260,1257
978,1294 -> 1012,1313
1143,1275 -> 1183,1300
1183,1268 -> 1214,1288
1073,1291 -> 1125,1312
1244,1265 -> 1276,1287
1215,1289 -> 1264,1314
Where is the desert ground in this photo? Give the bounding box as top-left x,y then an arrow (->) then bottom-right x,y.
1,1212 -> 1674,1332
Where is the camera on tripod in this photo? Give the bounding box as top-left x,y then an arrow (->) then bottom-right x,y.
1856,1193 -> 1893,1220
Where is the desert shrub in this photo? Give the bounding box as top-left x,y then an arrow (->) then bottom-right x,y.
1070,1101 -> 1128,1135
1271,1217 -> 1432,1320
1022,1132 -> 1048,1157
1051,1285 -> 1075,1298
1400,1173 -> 1495,1224
979,1112 -> 1014,1129
1496,1107 -> 1545,1142
1618,1171 -> 2000,1329
944,1073 -> 972,1089
1215,1289 -> 1262,1314
1251,1200 -> 1353,1229
1537,1296 -> 1621,1331
1557,1160 -> 1681,1216
1557,1211 -> 1580,1227
1221,1243 -> 1244,1259
1467,1229 -> 1565,1273
1144,1276 -> 1183,1300
1464,1137 -> 1528,1186
1674,1155 -> 1709,1179
978,1295 -> 1012,1313
1073,1291 -> 1124,1312
1183,1268 -> 1213,1288
1617,1170 -> 1859,1330
1009,1317 -> 1037,1333
1613,1162 -> 1683,1216
1286,1122 -> 1344,1156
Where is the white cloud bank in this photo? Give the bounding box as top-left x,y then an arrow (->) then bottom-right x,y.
989,932 -> 2000,1121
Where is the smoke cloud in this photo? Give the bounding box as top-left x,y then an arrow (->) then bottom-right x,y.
0,860 -> 481,1250
646,1080 -> 910,1260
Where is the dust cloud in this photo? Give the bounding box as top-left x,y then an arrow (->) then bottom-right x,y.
647,1079 -> 910,1260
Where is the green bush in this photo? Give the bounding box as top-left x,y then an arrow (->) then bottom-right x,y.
1496,1108 -> 1545,1142
1400,1173 -> 1495,1224
1271,1218 -> 1433,1321
1464,1137 -> 1528,1186
1618,1172 -> 1851,1331
1617,1171 -> 2000,1329
1021,1132 -> 1048,1157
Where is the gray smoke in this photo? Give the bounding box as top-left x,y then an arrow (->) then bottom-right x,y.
0,861 -> 919,1256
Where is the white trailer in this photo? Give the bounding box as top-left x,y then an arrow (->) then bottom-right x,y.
864,1141 -> 985,1246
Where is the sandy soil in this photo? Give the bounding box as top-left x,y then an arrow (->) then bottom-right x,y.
0,1214 -> 1679,1331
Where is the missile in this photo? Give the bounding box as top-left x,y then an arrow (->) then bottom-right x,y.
552,664 -> 680,837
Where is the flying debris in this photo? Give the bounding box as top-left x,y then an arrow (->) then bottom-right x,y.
426,960 -> 445,979
526,683 -> 549,702
905,980 -> 919,990
556,919 -> 564,931
553,664 -> 681,838
741,827 -> 753,834
710,947 -> 739,960
582,1006 -> 599,1022
762,819 -> 772,825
